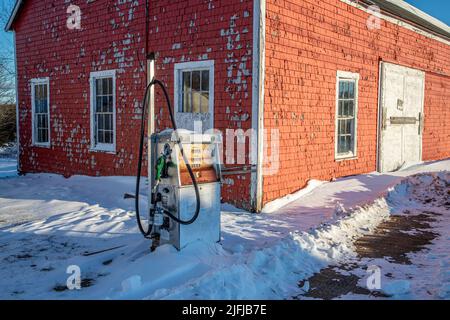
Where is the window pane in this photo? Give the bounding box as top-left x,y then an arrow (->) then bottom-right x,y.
96,79 -> 102,95
348,82 -> 355,99
200,92 -> 209,113
42,98 -> 48,113
102,96 -> 109,112
346,119 -> 353,135
104,114 -> 110,131
182,72 -> 191,112
37,128 -> 48,143
343,82 -> 349,99
201,70 -> 209,91
104,131 -> 113,144
179,69 -> 211,114
342,119 -> 348,134
42,128 -> 48,143
102,78 -> 109,95
337,77 -> 357,156
35,98 -> 40,113
34,85 -> 48,114
339,81 -> 345,99
338,136 -> 345,153
43,114 -> 48,129
35,85 -> 41,101
96,97 -> 102,112
107,78 -> 113,95
100,130 -> 106,144
338,101 -> 343,116
348,100 -> 354,116
38,114 -> 44,129
183,72 -> 191,91
38,128 -> 43,143
192,71 -> 200,91
344,136 -> 350,153
104,114 -> 112,131
182,91 -> 191,112
108,96 -> 114,113
42,84 -> 48,100
97,114 -> 104,131
192,91 -> 201,113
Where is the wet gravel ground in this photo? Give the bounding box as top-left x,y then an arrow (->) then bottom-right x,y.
295,173 -> 449,300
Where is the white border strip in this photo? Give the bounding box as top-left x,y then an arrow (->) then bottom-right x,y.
251,0 -> 266,212
13,31 -> 20,171
173,59 -> 215,123
89,69 -> 117,153
30,77 -> 51,148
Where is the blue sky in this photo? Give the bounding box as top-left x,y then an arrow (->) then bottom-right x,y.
405,0 -> 450,24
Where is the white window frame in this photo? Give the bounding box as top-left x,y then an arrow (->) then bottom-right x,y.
31,77 -> 51,147
174,60 -> 214,118
89,70 -> 116,153
335,71 -> 359,160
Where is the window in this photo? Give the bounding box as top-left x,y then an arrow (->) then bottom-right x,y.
31,78 -> 50,147
90,70 -> 116,152
335,71 -> 359,159
174,61 -> 214,114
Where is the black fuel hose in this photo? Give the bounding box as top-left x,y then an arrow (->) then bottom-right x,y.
135,79 -> 153,237
135,78 -> 201,238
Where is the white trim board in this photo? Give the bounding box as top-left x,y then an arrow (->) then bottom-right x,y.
251,0 -> 266,212
335,71 -> 360,161
13,31 -> 20,171
89,69 -> 117,153
173,60 -> 215,129
30,77 -> 51,148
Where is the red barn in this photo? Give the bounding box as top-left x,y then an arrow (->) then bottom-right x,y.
6,0 -> 450,212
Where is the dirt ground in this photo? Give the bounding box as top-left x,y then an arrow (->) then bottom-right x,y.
295,174 -> 449,300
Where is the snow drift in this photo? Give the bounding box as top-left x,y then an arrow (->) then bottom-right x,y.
0,161 -> 448,300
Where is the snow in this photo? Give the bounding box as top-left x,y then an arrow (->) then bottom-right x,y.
261,180 -> 325,214
0,158 -> 448,299
0,159 -> 17,178
338,172 -> 450,300
0,143 -> 17,179
149,198 -> 392,299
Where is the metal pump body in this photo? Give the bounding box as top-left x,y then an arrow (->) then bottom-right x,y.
149,130 -> 222,250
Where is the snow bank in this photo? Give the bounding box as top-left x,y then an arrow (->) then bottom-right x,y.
261,180 -> 325,214
147,198 -> 391,299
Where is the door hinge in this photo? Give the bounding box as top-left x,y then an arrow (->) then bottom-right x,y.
418,112 -> 423,135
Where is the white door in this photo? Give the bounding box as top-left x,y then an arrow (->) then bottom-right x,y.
378,63 -> 425,172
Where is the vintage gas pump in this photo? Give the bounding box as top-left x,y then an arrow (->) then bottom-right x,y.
133,78 -> 222,250
150,130 -> 221,249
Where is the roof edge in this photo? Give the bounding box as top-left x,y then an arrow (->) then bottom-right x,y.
5,0 -> 24,32
364,0 -> 450,40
